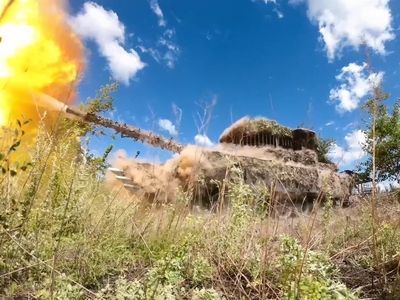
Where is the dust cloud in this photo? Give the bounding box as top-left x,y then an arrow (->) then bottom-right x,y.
105,145 -> 215,203
105,141 -> 322,205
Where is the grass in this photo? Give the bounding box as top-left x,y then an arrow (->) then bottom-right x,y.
0,114 -> 400,300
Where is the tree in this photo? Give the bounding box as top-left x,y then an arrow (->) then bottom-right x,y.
51,78 -> 120,176
358,86 -> 400,182
84,144 -> 114,176
316,136 -> 335,164
57,78 -> 120,139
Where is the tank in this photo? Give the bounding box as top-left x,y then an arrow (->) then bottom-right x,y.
85,112 -> 358,217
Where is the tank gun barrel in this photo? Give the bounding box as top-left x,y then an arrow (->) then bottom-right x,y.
64,106 -> 185,153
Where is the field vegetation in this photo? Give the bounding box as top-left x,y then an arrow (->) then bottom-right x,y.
1,60 -> 400,300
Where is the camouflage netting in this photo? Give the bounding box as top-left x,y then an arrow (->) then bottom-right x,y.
219,116 -> 293,143
191,149 -> 352,209
216,143 -> 319,165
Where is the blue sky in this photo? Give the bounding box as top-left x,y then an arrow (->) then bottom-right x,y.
67,0 -> 400,170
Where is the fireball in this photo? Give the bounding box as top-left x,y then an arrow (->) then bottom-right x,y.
0,0 -> 85,163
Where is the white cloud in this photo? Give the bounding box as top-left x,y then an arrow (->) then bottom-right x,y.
138,33 -> 181,68
329,62 -> 384,113
325,121 -> 334,126
137,46 -> 161,62
273,8 -> 284,18
150,0 -> 166,27
256,0 -> 277,3
343,122 -> 355,130
194,134 -> 214,147
157,37 -> 181,68
158,37 -> 178,52
254,0 -> 283,18
289,0 -> 395,61
69,2 -> 146,85
164,29 -> 175,38
377,180 -> 400,192
158,119 -> 177,135
329,129 -> 366,166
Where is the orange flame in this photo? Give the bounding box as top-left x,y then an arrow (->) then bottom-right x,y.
0,0 -> 85,161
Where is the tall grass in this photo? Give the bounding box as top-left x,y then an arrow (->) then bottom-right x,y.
0,112 -> 399,300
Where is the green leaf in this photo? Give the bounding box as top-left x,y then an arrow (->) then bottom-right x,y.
358,87 -> 400,182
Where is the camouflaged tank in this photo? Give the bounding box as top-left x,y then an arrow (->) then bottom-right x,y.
99,114 -> 357,216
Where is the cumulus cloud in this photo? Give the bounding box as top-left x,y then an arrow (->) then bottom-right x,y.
329,62 -> 384,113
69,2 -> 146,85
328,129 -> 366,166
194,134 -> 214,147
289,0 -> 395,61
150,0 -> 166,27
325,121 -> 334,126
158,119 -> 177,135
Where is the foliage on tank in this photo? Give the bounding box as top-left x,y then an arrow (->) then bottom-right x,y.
219,116 -> 294,143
